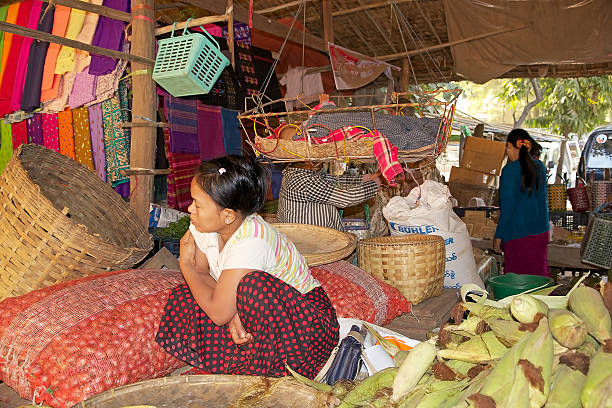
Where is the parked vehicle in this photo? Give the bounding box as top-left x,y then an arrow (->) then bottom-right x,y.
578,125 -> 612,181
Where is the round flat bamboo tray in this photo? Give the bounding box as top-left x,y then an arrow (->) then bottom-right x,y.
358,234 -> 445,304
272,223 -> 357,266
0,144 -> 153,300
78,374 -> 329,408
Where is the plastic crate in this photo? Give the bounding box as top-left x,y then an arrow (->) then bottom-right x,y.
153,21 -> 229,97
581,206 -> 612,269
549,211 -> 589,231
453,206 -> 498,219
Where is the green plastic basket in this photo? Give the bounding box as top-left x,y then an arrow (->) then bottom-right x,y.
581,203 -> 612,269
153,20 -> 229,97
488,273 -> 554,300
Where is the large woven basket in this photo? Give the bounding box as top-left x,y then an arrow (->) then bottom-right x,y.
0,144 -> 153,300
547,183 -> 567,211
358,234 -> 445,304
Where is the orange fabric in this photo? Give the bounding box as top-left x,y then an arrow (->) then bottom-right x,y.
40,5 -> 70,102
57,108 -> 76,159
0,2 -> 20,82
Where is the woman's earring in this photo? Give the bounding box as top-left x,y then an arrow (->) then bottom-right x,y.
225,219 -> 230,224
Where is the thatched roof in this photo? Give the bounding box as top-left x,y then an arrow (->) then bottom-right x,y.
153,0 -> 612,84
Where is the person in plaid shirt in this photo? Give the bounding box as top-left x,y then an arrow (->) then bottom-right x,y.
277,161 -> 382,231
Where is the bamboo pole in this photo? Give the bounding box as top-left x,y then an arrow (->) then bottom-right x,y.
0,21 -> 154,65
155,14 -> 228,36
321,0 -> 334,45
129,0 -> 157,226
226,0 -> 234,68
53,0 -> 132,22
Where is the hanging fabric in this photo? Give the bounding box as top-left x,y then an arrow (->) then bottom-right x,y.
0,6 -> 9,71
101,86 -> 130,186
42,72 -> 76,113
88,103 -> 106,181
11,121 -> 27,151
221,108 -> 242,156
54,6 -> 87,75
69,70 -> 97,108
26,113 -> 43,145
0,122 -> 13,172
163,128 -> 200,212
164,95 -> 199,154
40,5 -> 71,103
57,108 -> 76,159
21,2 -> 54,112
0,2 -> 20,82
89,0 -> 129,75
197,103 -> 225,161
86,49 -> 128,106
74,0 -> 103,68
41,113 -> 60,152
10,0 -> 43,112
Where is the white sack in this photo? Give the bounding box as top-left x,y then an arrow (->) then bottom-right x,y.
382,180 -> 484,289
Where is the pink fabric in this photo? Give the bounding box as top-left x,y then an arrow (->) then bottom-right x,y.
69,70 -> 97,108
372,130 -> 403,186
502,231 -> 550,277
42,113 -> 60,152
11,0 -> 42,111
88,103 -> 106,181
11,121 -> 28,151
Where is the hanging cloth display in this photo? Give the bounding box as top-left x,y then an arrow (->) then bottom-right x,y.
57,108 -> 76,159
0,2 -> 20,82
42,113 -> 60,152
11,121 -> 28,151
40,5 -> 70,103
0,6 -> 10,80
0,0 -> 33,117
221,108 -> 242,156
0,122 -> 13,172
26,113 -> 43,145
101,86 -> 130,186
197,103 -> 225,161
164,95 -> 199,154
89,0 -> 129,75
54,6 -> 87,75
72,106 -> 94,170
21,2 -> 55,112
88,103 -> 106,181
69,69 -> 97,108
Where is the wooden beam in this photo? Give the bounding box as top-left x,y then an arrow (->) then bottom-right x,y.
358,0 -> 397,54
307,0 -> 417,22
53,0 -> 131,22
401,58 -> 410,91
129,0 -> 157,227
258,0 -> 315,15
179,0 -> 328,53
0,20 -> 154,66
155,14 -> 228,36
321,0 -> 334,45
379,25 -> 529,61
413,1 -> 452,61
226,0 -> 235,68
122,168 -> 171,175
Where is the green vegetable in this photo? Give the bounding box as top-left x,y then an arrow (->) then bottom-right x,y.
153,216 -> 190,239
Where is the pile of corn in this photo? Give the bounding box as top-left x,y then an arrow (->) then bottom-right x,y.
290,281 -> 612,407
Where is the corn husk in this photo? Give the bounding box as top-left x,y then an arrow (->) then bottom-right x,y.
364,323 -> 399,357
517,317 -> 554,408
415,380 -> 470,408
485,318 -> 529,346
548,309 -> 588,349
547,364 -> 586,408
338,367 -> 397,408
443,315 -> 489,338
462,302 -> 513,321
569,285 -> 612,343
438,332 -> 507,363
510,294 -> 549,324
581,349 -> 612,408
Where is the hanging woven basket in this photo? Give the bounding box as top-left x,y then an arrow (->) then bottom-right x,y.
0,144 -> 152,300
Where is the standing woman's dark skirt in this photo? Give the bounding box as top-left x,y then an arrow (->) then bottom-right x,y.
156,271 -> 339,378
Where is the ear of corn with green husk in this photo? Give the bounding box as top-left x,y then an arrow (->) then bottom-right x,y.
548,309 -> 588,349
462,301 -> 513,320
391,340 -> 437,402
397,386 -> 427,408
581,349 -> 612,408
338,367 -> 397,408
517,317 -> 554,408
363,323 -> 399,357
569,285 -> 612,344
443,315 -> 488,338
510,294 -> 549,324
546,363 -> 586,408
415,379 -> 470,408
438,331 -> 507,363
485,318 -> 528,346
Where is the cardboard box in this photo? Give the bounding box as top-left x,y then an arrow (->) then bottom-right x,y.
460,136 -> 507,176
449,166 -> 498,187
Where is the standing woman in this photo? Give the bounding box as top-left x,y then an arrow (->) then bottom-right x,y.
494,129 -> 550,276
156,155 -> 339,378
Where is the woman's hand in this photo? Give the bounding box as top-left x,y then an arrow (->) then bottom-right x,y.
179,230 -> 197,272
493,238 -> 502,253
363,171 -> 382,187
228,313 -> 253,346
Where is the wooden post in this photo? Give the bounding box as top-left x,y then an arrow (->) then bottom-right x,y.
226,0 -> 235,68
130,0 -> 156,226
321,0 -> 334,45
401,58 -> 410,92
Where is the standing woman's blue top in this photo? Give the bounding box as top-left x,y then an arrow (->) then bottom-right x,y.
494,158 -> 549,243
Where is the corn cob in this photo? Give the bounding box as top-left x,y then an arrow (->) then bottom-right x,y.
516,317 -> 554,408
569,285 -> 612,344
415,380 -> 470,408
546,363 -> 586,408
437,368 -> 489,408
498,363 -> 531,408
485,318 -> 528,346
510,294 -> 549,324
548,309 -> 588,349
397,386 -> 426,408
462,302 -> 513,320
443,315 -> 489,337
391,341 -> 437,402
438,331 -> 507,363
581,348 -> 612,408
338,367 -> 397,408
364,323 -> 399,357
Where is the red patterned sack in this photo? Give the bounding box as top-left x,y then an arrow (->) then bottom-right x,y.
310,261 -> 411,326
0,269 -> 186,408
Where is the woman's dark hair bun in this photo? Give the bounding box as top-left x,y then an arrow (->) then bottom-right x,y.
195,155 -> 269,215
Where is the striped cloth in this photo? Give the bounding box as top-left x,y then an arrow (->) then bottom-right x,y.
163,128 -> 200,212
164,95 -> 198,154
372,130 -> 403,187
276,167 -> 378,231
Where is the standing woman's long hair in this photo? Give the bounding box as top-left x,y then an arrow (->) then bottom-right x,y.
507,129 -> 539,194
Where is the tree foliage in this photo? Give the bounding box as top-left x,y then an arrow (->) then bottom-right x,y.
499,76 -> 612,136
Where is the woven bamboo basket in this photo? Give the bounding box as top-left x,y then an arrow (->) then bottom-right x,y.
78,374 -> 328,407
547,183 -> 567,211
272,223 -> 357,266
358,234 -> 445,304
0,144 -> 153,300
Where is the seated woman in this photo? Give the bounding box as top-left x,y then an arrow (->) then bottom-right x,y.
156,155 -> 339,378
